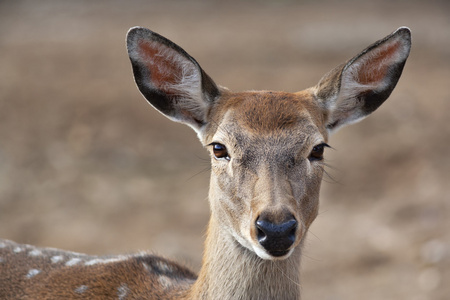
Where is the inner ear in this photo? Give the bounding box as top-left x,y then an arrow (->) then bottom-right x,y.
139,41 -> 184,90
359,43 -> 399,85
345,38 -> 406,90
135,39 -> 202,102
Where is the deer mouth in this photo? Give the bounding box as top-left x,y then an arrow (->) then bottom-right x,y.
267,249 -> 291,257
252,243 -> 295,261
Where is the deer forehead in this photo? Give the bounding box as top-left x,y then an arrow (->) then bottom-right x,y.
206,90 -> 327,152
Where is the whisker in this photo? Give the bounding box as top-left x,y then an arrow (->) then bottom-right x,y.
300,251 -> 322,263
317,208 -> 329,216
318,160 -> 342,185
194,153 -> 210,163
184,166 -> 211,183
305,229 -> 321,242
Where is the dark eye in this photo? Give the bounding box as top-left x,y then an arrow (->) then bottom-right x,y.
309,143 -> 329,161
211,143 -> 230,161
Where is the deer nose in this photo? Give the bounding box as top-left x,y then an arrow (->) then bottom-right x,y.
255,215 -> 297,257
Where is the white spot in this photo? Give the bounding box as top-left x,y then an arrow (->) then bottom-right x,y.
158,275 -> 173,288
28,249 -> 43,256
65,257 -> 82,266
117,283 -> 129,300
142,262 -> 152,272
74,285 -> 88,294
85,256 -> 127,266
13,247 -> 23,253
26,269 -> 41,278
156,261 -> 174,273
85,258 -> 102,266
51,255 -> 64,264
0,242 -> 6,248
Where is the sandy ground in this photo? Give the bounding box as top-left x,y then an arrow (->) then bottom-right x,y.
0,0 -> 449,299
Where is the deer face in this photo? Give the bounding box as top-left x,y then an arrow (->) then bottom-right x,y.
203,91 -> 327,259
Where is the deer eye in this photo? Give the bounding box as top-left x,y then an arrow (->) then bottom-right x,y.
210,143 -> 230,161
308,143 -> 329,161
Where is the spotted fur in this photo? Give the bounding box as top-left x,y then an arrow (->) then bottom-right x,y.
0,239 -> 196,299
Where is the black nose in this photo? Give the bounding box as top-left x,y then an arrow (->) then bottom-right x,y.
256,216 -> 297,257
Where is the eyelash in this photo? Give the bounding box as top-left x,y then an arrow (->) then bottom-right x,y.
308,143 -> 330,162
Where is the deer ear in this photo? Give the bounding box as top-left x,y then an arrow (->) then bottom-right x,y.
315,27 -> 411,133
126,27 -> 220,133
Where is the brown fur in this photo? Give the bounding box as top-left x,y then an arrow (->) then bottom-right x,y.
0,239 -> 196,300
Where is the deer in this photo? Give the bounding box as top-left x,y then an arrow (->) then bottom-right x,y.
0,26 -> 411,299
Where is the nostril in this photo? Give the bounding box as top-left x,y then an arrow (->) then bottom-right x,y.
255,217 -> 298,257
255,220 -> 268,243
286,219 -> 297,233
288,221 -> 297,242
255,218 -> 297,237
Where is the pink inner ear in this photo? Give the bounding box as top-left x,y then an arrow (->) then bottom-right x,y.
357,40 -> 401,85
137,40 -> 183,91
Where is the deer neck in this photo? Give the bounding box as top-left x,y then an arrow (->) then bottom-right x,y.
186,215 -> 302,300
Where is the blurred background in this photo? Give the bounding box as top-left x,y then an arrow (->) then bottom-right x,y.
0,0 -> 449,299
